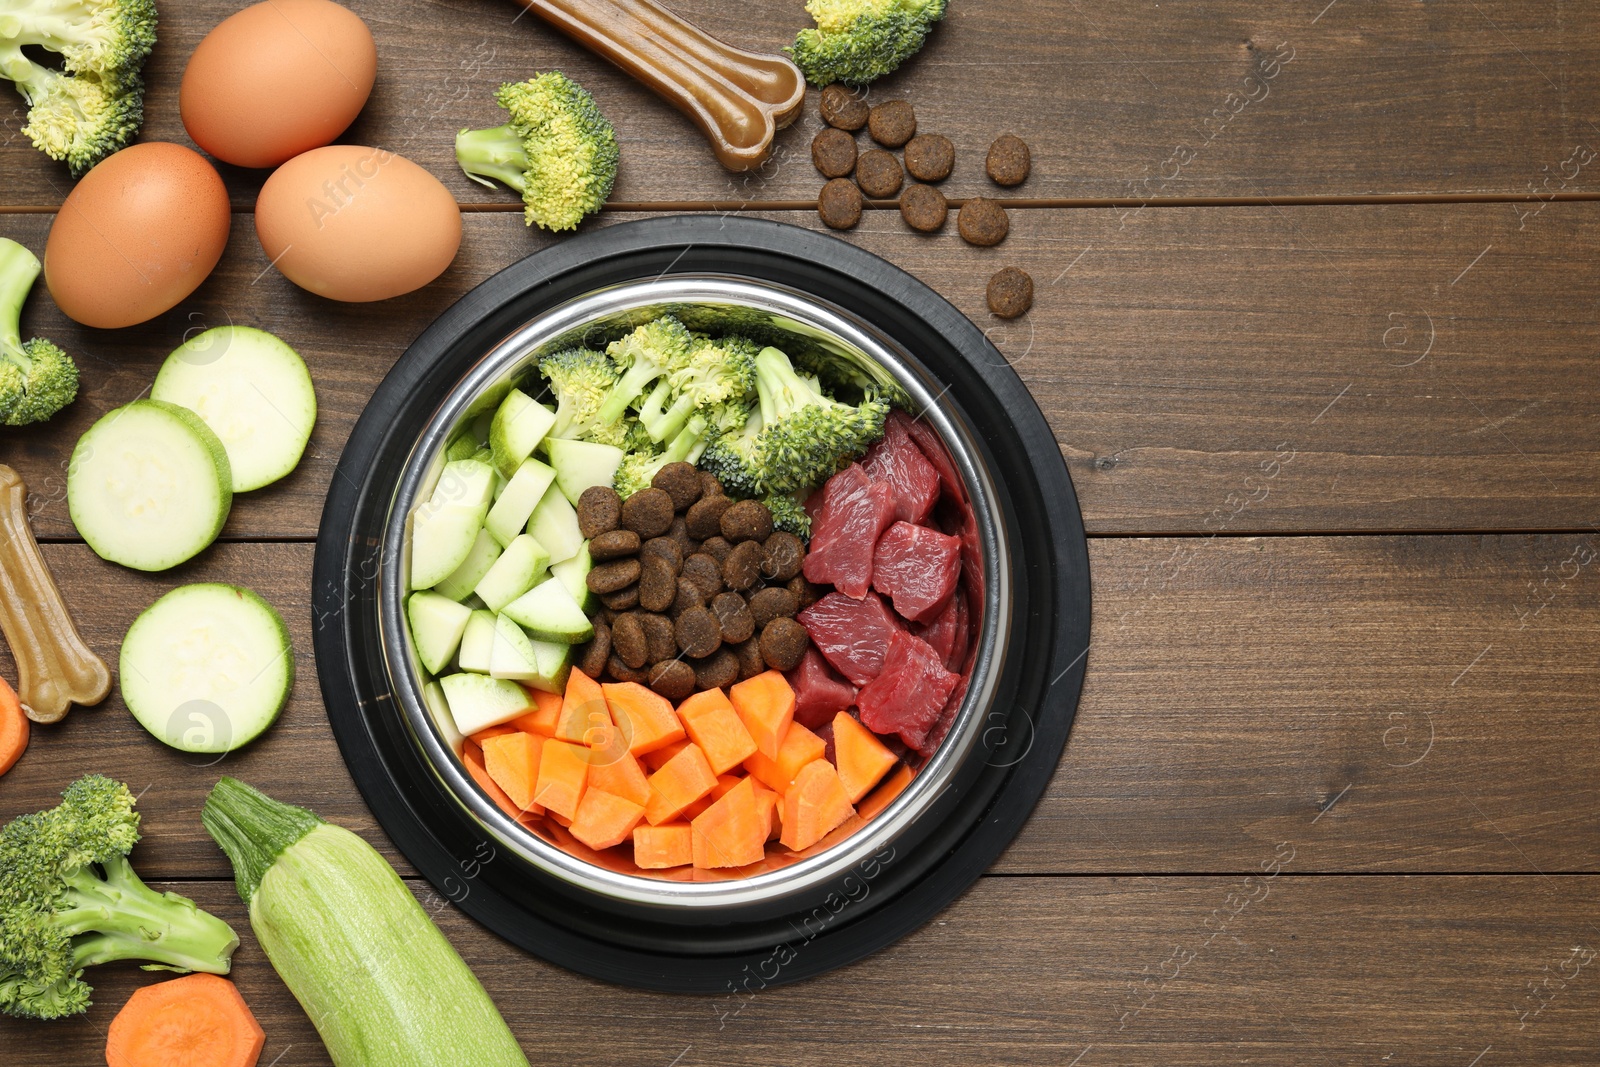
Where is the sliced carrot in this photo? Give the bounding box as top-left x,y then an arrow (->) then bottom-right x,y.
676,689 -> 758,775
462,741 -> 530,822
780,759 -> 856,852
641,737 -> 691,771
533,739 -> 590,820
601,681 -> 686,756
681,773 -> 743,821
633,823 -> 694,869
510,688 -> 563,737
752,782 -> 780,842
469,722 -> 519,746
643,743 -> 718,825
831,712 -> 899,803
743,720 -> 826,794
569,787 -> 647,851
856,762 -> 914,821
729,670 -> 796,761
0,676 -> 27,778
481,731 -> 545,814
691,777 -> 766,869
587,745 -> 652,807
105,972 -> 263,1067
556,667 -> 612,744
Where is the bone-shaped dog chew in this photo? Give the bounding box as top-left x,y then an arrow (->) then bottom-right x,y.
516,0 -> 807,172
0,465 -> 111,723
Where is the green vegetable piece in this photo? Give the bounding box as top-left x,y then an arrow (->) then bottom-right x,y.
788,0 -> 948,86
0,238 -> 79,426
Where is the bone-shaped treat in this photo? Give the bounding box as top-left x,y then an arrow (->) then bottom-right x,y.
516,0 -> 807,172
0,465 -> 111,723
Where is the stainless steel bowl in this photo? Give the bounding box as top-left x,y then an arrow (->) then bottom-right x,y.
379,274 -> 1012,910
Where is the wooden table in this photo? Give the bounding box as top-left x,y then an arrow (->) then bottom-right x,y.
4,1 -> 1599,1063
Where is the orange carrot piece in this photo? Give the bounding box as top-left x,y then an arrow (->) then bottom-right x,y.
533,739 -> 590,820
462,742 -> 534,821
743,720 -> 826,794
831,712 -> 899,803
780,759 -> 856,851
752,782 -> 779,842
691,777 -> 766,868
587,745 -> 652,807
856,762 -> 914,821
482,731 -> 545,813
641,737 -> 691,771
677,689 -> 758,774
469,722 -> 519,746
511,688 -> 563,737
556,667 -> 612,744
0,677 -> 27,777
643,743 -> 718,825
105,972 -> 263,1067
681,773 -> 743,821
602,681 -> 686,756
633,823 -> 694,869
569,787 -> 647,851
729,670 -> 796,761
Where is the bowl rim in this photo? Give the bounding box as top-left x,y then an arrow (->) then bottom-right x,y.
380,273 -> 1014,908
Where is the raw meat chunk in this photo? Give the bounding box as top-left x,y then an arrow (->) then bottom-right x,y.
798,590 -> 903,687
787,647 -> 860,729
873,520 -> 961,623
856,629 -> 960,752
803,464 -> 897,598
916,581 -> 968,672
862,411 -> 941,525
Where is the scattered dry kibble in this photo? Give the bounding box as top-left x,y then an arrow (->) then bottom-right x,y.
867,99 -> 916,148
899,183 -> 947,232
986,267 -> 1034,318
811,127 -> 857,179
818,177 -> 864,229
855,149 -> 904,199
819,82 -> 869,131
986,133 -> 1031,187
957,197 -> 1009,247
903,134 -> 953,182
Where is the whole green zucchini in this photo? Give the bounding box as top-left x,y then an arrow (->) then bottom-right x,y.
202,777 -> 529,1067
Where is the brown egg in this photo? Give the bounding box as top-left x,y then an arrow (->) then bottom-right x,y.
255,146 -> 461,302
44,143 -> 231,329
180,0 -> 377,169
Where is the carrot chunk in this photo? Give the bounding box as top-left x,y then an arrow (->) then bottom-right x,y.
587,745 -> 652,807
634,823 -> 694,869
729,670 -> 796,761
462,741 -> 536,821
105,973 -> 264,1067
752,782 -> 780,842
691,777 -> 767,869
831,711 -> 899,803
677,689 -> 758,774
511,688 -> 563,736
0,676 -> 29,777
570,787 -> 647,851
856,762 -> 914,821
481,731 -> 545,814
556,667 -> 612,744
643,743 -> 718,825
533,739 -> 590,820
743,720 -> 826,794
780,759 -> 856,851
468,722 -> 519,746
602,681 -> 687,755
641,737 -> 691,771
681,773 -> 743,821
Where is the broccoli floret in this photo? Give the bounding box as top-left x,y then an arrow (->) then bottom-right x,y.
537,345 -> 618,440
698,406 -> 764,497
596,314 -> 693,427
2,0 -> 156,87
614,412 -> 712,497
763,491 -> 812,537
639,334 -> 758,443
0,775 -> 239,1020
787,0 -> 947,86
749,344 -> 888,494
0,238 -> 79,426
455,72 -> 619,232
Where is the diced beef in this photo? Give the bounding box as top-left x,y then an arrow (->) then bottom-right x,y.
921,672 -> 969,757
862,411 -> 941,525
798,590 -> 903,687
901,415 -> 967,507
916,581 -> 968,672
803,463 -> 896,598
873,520 -> 961,623
786,647 -> 860,729
857,629 -> 960,753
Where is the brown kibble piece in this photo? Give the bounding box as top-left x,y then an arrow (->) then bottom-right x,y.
576,485 -> 622,539
867,99 -> 915,147
904,134 -> 954,182
675,605 -> 723,658
595,606 -> 617,626
711,591 -> 756,644
818,177 -> 863,230
667,514 -> 698,557
819,83 -> 869,130
987,267 -> 1034,319
648,659 -> 697,702
640,536 -> 684,574
685,494 -> 733,540
620,487 -> 675,538
700,471 -> 724,498
693,648 -> 741,691
587,557 -> 642,595
607,653 -> 649,684
700,535 -> 733,563
748,586 -> 800,629
574,619 -> 611,679
733,637 -> 766,681
811,127 -> 858,178
787,575 -> 822,610
759,617 -> 810,671
651,461 -> 703,511
611,613 -> 648,669
855,149 -> 903,199
761,531 -> 805,582
899,184 -> 947,233
986,133 -> 1031,187
601,584 -> 640,611
637,553 -> 678,613
589,528 -> 641,561
722,539 -> 765,592
641,613 -> 678,663
958,197 -> 1009,247
672,577 -> 706,617
720,499 -> 774,543
682,553 -> 725,597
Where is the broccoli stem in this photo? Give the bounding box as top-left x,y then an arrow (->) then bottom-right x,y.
753,345 -> 825,424
0,237 -> 41,364
596,359 -> 665,427
56,854 -> 238,973
454,125 -> 531,194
